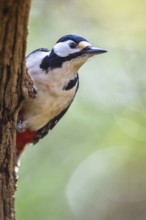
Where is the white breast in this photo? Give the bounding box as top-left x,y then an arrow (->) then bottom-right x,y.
22,60 -> 78,131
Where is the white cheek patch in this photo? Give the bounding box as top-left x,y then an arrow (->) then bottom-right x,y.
53,41 -> 80,57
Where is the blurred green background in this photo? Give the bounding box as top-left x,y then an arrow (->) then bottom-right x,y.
16,0 -> 146,220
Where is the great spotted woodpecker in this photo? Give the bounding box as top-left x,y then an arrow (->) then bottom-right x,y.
16,35 -> 107,157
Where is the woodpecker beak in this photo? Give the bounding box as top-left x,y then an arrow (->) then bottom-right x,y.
82,46 -> 107,55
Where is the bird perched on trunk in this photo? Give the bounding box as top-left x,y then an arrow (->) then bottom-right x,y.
16,34 -> 107,157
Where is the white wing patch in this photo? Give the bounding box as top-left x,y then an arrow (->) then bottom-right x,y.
26,50 -> 51,75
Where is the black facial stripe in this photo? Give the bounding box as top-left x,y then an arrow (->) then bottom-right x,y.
40,50 -> 84,72
63,75 -> 79,90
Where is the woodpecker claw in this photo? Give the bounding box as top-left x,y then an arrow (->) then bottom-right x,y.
16,121 -> 27,133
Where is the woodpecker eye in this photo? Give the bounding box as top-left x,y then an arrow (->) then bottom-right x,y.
69,42 -> 77,49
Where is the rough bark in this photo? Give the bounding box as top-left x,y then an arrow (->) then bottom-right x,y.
0,0 -> 31,219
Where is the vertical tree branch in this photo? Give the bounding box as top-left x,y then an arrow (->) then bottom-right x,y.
0,0 -> 31,219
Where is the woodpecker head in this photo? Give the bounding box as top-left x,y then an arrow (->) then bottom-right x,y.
27,34 -> 107,79
47,34 -> 107,70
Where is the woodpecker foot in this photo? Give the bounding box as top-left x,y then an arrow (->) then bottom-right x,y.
16,121 -> 27,133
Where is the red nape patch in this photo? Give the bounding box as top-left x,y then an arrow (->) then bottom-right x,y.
16,130 -> 36,156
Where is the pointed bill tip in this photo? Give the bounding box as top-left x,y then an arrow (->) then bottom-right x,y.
82,46 -> 107,55
87,47 -> 107,55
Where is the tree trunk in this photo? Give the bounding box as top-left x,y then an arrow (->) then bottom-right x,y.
0,0 -> 31,219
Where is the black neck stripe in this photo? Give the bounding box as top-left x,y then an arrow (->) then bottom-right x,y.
40,50 -> 83,72
63,75 -> 79,90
